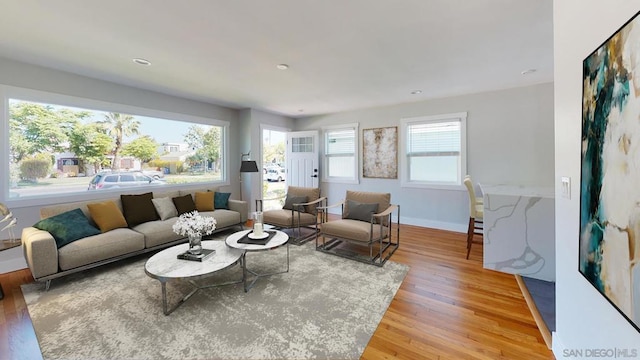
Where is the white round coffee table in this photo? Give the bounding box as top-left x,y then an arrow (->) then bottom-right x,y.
145,240 -> 244,315
225,229 -> 289,292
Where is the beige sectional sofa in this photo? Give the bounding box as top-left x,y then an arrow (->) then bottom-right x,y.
21,187 -> 248,289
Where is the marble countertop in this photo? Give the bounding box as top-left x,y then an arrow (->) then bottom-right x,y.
479,184 -> 555,198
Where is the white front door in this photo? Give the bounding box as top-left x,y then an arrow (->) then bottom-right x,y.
286,131 -> 319,188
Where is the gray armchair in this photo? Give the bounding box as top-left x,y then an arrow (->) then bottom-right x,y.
316,190 -> 399,266
256,186 -> 326,245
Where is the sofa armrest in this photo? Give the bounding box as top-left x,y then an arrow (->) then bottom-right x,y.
22,227 -> 59,280
227,199 -> 248,222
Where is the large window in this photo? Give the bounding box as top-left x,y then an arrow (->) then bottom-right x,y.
400,113 -> 467,188
2,86 -> 228,200
323,123 -> 358,183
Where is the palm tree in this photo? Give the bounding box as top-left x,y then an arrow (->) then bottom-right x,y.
100,113 -> 140,170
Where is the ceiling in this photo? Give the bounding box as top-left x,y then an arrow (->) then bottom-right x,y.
0,0 -> 553,118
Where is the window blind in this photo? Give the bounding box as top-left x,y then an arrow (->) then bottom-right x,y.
408,121 -> 460,156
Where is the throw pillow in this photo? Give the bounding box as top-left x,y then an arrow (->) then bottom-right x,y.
86,201 -> 129,232
172,194 -> 197,215
214,192 -> 231,209
33,208 -> 101,248
121,192 -> 159,227
195,191 -> 215,212
152,197 -> 178,221
282,194 -> 308,212
345,199 -> 379,222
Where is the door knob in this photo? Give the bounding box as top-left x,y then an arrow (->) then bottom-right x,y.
311,175 -> 318,178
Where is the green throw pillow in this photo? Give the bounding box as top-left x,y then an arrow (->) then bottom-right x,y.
33,208 -> 101,248
345,200 -> 378,222
214,192 -> 231,209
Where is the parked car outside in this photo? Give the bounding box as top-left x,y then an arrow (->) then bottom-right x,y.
88,171 -> 166,190
265,167 -> 286,182
142,169 -> 164,179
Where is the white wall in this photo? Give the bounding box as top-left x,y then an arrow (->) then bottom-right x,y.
0,57 -> 241,273
553,1 -> 640,357
295,83 -> 555,231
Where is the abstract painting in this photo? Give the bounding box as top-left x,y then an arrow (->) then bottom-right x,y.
363,127 -> 397,179
580,11 -> 640,333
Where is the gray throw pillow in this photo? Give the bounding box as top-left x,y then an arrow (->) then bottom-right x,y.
345,200 -> 378,222
152,197 -> 178,220
283,195 -> 308,212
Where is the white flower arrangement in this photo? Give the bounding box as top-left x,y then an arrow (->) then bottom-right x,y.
172,211 -> 217,239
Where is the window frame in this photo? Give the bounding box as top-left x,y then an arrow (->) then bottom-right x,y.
322,123 -> 359,184
0,85 -> 230,208
399,112 -> 467,189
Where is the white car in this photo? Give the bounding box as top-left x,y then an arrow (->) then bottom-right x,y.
265,167 -> 285,182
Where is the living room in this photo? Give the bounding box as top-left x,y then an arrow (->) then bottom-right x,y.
1,1 -> 639,359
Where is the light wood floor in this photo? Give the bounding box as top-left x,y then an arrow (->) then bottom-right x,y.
0,224 -> 554,360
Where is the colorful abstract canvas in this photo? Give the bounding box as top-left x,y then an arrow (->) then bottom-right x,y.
580,11 -> 640,333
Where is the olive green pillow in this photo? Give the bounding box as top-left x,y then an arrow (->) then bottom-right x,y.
344,200 -> 378,222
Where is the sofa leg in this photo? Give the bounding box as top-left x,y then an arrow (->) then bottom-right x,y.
45,279 -> 51,291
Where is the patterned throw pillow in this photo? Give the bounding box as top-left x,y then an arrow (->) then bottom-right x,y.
33,208 -> 101,248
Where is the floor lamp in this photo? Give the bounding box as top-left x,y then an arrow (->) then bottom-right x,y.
239,152 -> 259,202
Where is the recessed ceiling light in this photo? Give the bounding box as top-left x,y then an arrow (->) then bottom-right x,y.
411,90 -> 422,95
521,69 -> 536,75
133,58 -> 151,66
276,64 -> 289,70
298,109 -> 304,112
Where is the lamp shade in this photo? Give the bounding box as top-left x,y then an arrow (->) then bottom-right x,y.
240,161 -> 259,173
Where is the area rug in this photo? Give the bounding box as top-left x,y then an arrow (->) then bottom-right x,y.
21,237 -> 409,360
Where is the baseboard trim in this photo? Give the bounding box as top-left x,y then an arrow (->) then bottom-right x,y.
516,274 -> 552,349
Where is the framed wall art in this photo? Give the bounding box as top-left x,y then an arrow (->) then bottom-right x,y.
580,10 -> 640,333
363,126 -> 397,179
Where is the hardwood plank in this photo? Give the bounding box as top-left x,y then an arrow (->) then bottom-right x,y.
0,222 -> 554,359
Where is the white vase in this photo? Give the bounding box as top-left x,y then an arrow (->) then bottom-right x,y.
188,235 -> 202,255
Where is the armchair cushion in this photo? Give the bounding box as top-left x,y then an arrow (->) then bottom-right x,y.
263,209 -> 318,228
286,186 -> 321,214
320,219 -> 384,242
343,191 -> 390,220
283,195 -> 308,212
344,200 -> 378,222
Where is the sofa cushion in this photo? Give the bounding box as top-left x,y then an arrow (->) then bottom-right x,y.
199,210 -> 241,229
195,191 -> 215,211
151,197 -> 178,220
33,208 -> 101,248
344,199 -> 378,222
282,194 -> 308,212
87,201 -> 129,232
214,192 -> 231,209
172,194 -> 196,215
121,192 -> 159,227
58,228 -> 145,271
133,218 -> 183,248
